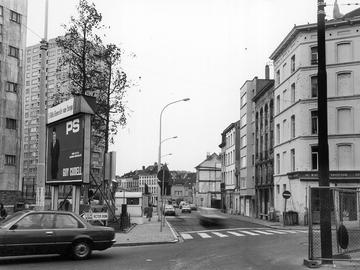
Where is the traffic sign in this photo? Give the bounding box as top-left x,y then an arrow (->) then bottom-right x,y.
157,167 -> 170,182
282,190 -> 291,199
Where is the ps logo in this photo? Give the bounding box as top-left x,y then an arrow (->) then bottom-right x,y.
66,119 -> 80,135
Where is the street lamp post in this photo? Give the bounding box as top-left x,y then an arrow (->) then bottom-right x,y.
158,98 -> 190,232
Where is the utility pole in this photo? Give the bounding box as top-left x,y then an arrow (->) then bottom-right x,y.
317,0 -> 332,263
36,0 -> 49,210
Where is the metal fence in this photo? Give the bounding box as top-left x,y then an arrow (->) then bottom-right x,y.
309,186 -> 360,261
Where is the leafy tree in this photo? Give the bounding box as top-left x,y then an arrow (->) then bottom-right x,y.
56,0 -> 129,151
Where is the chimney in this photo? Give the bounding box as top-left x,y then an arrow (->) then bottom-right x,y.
206,152 -> 211,158
142,166 -> 145,170
265,64 -> 270,79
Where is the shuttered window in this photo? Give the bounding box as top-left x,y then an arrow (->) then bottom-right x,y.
337,108 -> 352,134
337,42 -> 351,63
338,144 -> 352,170
337,72 -> 352,96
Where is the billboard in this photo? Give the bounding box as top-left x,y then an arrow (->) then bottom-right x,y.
46,114 -> 85,184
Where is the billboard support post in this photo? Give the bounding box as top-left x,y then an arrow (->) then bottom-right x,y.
72,185 -> 81,214
50,185 -> 59,210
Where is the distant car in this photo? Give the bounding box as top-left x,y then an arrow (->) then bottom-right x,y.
0,210 -> 115,259
179,201 -> 187,209
198,207 -> 227,226
189,204 -> 197,210
163,205 -> 176,216
181,204 -> 191,213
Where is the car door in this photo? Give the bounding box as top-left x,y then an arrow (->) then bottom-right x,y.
3,213 -> 57,256
53,213 -> 87,253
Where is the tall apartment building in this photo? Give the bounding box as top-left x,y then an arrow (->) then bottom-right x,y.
0,0 -> 27,204
270,8 -> 360,224
23,38 -> 66,199
219,121 -> 240,214
23,37 -> 104,201
252,70 -> 274,220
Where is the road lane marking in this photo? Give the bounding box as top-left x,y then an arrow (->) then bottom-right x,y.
212,232 -> 228,238
227,231 -> 245,236
198,233 -> 212,238
252,230 -> 273,235
276,230 -> 297,234
265,230 -> 287,234
294,230 -> 308,233
180,233 -> 193,240
239,231 -> 259,236
181,227 -> 268,234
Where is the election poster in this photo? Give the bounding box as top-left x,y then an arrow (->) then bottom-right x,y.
46,114 -> 85,184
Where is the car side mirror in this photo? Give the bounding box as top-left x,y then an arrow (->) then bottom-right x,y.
10,224 -> 18,230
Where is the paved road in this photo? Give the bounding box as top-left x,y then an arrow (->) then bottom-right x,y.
166,211 -> 263,233
0,231 -> 309,270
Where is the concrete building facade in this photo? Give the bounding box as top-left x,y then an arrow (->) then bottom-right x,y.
270,10 -> 360,224
239,79 -> 257,217
0,0 -> 27,205
23,37 -> 105,201
195,153 -> 221,208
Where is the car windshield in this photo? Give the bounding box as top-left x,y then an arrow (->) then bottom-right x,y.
0,211 -> 26,227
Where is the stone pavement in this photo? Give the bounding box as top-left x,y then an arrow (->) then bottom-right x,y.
114,215 -> 179,247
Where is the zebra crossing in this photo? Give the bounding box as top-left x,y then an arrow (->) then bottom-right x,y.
180,228 -> 307,241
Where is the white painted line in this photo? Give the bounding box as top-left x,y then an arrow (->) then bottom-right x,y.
294,230 -> 308,233
276,230 -> 297,234
252,230 -> 273,235
198,233 -> 212,238
239,231 -> 260,236
265,230 -> 287,235
212,232 -> 228,238
227,231 -> 245,237
180,233 -> 193,240
182,227 -> 269,234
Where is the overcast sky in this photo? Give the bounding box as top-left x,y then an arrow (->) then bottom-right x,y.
26,0 -> 355,175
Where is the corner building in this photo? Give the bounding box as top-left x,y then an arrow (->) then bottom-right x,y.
270,10 -> 360,224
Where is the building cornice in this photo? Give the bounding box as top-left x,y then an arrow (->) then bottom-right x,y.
274,133 -> 360,149
288,170 -> 360,181
270,17 -> 360,60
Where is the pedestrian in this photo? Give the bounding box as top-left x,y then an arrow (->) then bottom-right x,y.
147,203 -> 153,222
0,203 -> 7,220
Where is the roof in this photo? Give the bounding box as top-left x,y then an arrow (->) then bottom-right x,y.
270,9 -> 360,60
252,80 -> 274,102
195,153 -> 221,169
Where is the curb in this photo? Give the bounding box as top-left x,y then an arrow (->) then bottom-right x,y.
165,218 -> 181,243
113,239 -> 178,247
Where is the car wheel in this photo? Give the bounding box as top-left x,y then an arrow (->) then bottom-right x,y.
72,240 -> 92,260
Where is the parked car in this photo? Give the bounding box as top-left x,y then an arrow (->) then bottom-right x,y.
181,204 -> 191,213
0,210 -> 116,259
189,203 -> 197,210
197,207 -> 227,226
163,205 -> 176,216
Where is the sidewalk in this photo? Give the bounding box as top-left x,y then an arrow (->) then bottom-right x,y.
113,215 -> 179,247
